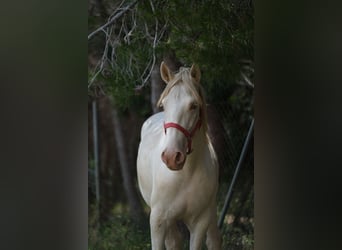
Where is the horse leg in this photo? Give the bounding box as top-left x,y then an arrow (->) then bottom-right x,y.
188,221 -> 208,250
150,208 -> 167,250
205,206 -> 222,250
205,221 -> 222,250
165,221 -> 183,250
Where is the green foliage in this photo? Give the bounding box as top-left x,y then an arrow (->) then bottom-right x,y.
88,205 -> 151,250
222,225 -> 254,250
89,219 -> 151,249
88,0 -> 254,112
88,209 -> 254,249
162,0 -> 253,90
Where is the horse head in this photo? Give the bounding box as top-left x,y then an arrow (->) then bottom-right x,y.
158,62 -> 205,171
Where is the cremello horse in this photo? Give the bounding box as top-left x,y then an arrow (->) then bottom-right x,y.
137,62 -> 221,250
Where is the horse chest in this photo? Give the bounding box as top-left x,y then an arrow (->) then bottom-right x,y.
184,170 -> 216,210
153,163 -> 217,219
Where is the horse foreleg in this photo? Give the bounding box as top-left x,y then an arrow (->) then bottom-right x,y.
204,206 -> 222,250
205,221 -> 222,250
165,221 -> 183,250
188,221 -> 207,250
150,208 -> 167,250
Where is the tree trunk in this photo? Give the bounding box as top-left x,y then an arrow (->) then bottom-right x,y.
207,104 -> 227,179
151,51 -> 182,114
89,97 -> 121,222
163,50 -> 182,72
150,62 -> 164,113
150,52 -> 182,113
112,106 -> 145,222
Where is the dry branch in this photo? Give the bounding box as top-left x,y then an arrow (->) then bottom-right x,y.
88,0 -> 138,40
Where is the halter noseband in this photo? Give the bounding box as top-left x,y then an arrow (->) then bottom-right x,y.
164,119 -> 201,155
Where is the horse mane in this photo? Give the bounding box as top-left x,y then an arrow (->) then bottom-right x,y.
157,66 -> 209,141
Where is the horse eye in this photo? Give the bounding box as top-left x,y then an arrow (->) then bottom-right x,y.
189,103 -> 198,110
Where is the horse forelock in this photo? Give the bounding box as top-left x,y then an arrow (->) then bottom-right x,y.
157,66 -> 209,137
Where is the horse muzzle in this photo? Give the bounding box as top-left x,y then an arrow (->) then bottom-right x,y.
161,150 -> 186,171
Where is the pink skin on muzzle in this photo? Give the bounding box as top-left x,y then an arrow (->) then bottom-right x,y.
161,148 -> 186,171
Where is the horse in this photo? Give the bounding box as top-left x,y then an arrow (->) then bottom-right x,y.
137,62 -> 221,250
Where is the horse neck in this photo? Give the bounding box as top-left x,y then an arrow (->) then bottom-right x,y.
186,127 -> 208,167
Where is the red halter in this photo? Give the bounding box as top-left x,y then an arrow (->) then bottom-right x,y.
164,119 -> 202,154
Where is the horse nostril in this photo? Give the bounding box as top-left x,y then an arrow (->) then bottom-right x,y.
161,151 -> 167,162
175,151 -> 185,164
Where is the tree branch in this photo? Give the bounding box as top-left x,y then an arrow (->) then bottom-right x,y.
88,0 -> 138,40
241,72 -> 254,88
137,0 -> 158,88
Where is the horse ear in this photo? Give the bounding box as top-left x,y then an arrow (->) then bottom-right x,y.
160,61 -> 174,84
190,64 -> 201,83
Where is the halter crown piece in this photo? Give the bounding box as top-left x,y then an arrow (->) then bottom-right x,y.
163,119 -> 202,154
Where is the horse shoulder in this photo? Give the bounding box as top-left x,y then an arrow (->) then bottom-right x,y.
137,112 -> 165,206
141,112 -> 164,139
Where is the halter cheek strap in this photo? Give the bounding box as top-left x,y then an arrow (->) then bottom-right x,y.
164,119 -> 202,154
